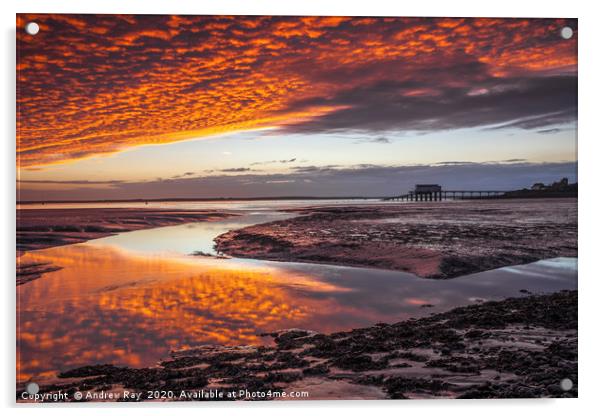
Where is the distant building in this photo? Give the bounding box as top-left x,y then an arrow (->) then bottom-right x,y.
531,183 -> 546,191
551,177 -> 569,189
415,184 -> 442,193
530,178 -> 572,192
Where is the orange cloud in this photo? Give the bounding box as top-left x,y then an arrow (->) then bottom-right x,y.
16,14 -> 577,167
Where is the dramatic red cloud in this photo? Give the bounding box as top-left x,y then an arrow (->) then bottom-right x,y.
16,15 -> 577,167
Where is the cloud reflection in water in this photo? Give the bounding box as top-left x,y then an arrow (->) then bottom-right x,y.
17,238 -> 576,382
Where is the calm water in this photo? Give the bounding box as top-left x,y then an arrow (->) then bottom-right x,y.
16,198 -> 387,211
16,208 -> 577,383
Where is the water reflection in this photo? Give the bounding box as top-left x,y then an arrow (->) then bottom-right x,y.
17,218 -> 577,383
17,243 -> 364,382
17,199 -> 386,211
85,212 -> 295,256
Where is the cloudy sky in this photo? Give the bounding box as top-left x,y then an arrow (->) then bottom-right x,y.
17,14 -> 577,200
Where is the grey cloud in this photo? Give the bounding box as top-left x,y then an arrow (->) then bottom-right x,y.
250,158 -> 298,166
220,167 -> 253,172
432,161 -> 478,166
171,171 -> 197,179
278,74 -> 577,135
364,136 -> 391,144
17,179 -> 124,185
18,161 -> 577,201
499,158 -> 528,163
537,128 -> 563,135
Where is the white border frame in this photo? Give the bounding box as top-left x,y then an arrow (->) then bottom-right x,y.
3,1 -> 600,415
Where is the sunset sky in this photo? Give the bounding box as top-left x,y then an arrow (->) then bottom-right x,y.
17,14 -> 577,200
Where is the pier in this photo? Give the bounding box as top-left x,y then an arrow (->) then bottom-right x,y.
384,184 -> 509,201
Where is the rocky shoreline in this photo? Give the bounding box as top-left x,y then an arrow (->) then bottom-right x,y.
19,290 -> 577,401
215,199 -> 577,279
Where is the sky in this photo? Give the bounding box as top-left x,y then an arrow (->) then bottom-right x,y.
16,14 -> 577,200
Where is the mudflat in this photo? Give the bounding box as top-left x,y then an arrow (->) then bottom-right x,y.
20,290 -> 576,401
215,198 -> 577,279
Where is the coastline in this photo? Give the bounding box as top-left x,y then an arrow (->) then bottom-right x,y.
16,198 -> 578,282
215,198 -> 577,279
18,290 -> 577,401
16,208 -> 236,285
17,208 -> 236,252
16,200 -> 578,400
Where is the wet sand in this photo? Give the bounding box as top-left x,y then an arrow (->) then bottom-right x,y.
19,290 -> 576,401
215,199 -> 577,279
16,200 -> 578,400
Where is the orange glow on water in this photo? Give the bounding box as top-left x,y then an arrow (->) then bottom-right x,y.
16,243 -> 368,382
16,219 -> 577,383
